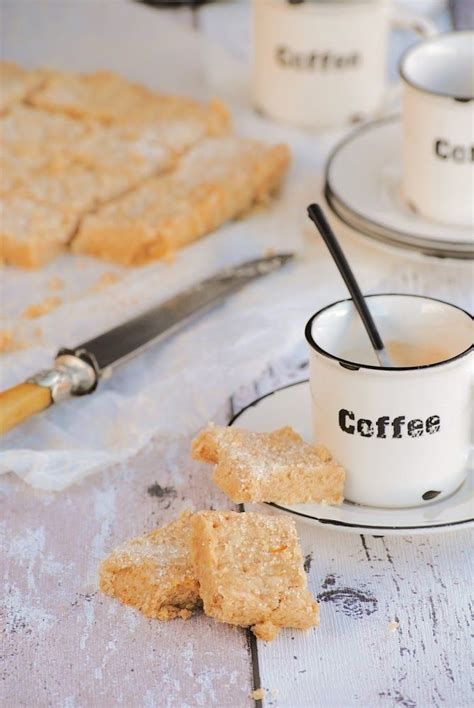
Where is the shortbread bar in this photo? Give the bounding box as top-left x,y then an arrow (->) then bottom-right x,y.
99,511 -> 200,620
0,152 -> 48,196
191,511 -> 319,640
30,70 -> 230,137
29,70 -> 153,123
0,194 -> 77,267
0,105 -> 89,159
18,160 -> 134,214
69,124 -> 175,183
72,136 -> 290,265
0,62 -> 46,114
192,424 -> 345,505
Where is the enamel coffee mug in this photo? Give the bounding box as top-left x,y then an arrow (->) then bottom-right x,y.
400,31 -> 474,227
305,294 -> 473,509
252,0 -> 436,129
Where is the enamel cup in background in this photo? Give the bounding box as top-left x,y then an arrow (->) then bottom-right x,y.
252,0 -> 436,129
400,32 -> 474,227
305,295 -> 473,509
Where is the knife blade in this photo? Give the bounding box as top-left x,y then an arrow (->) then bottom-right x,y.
0,253 -> 293,434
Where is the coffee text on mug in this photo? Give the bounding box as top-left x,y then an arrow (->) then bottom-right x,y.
338,409 -> 441,438
275,46 -> 360,71
434,139 -> 474,163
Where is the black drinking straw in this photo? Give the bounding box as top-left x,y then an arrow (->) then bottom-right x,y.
307,203 -> 392,368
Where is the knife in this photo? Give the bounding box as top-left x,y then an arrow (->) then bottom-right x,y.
0,253 -> 293,435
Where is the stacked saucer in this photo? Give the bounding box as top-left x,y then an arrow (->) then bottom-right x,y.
324,117 -> 474,260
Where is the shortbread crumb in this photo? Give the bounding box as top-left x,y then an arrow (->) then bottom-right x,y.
191,511 -> 319,640
388,620 -> 400,632
99,510 -> 200,620
192,423 -> 345,505
22,296 -> 61,319
0,329 -> 25,353
87,271 -> 121,293
250,688 -> 265,700
47,276 -> 65,291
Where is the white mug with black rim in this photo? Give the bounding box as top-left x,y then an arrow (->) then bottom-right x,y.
252,0 -> 436,129
306,294 -> 473,509
400,31 -> 474,227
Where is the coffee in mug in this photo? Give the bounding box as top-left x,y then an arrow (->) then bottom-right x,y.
306,294 -> 473,508
400,31 -> 474,227
252,0 -> 436,129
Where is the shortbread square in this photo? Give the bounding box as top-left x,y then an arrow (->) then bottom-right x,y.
30,69 -> 230,139
0,152 -> 48,196
192,424 -> 345,505
126,95 -> 231,150
0,62 -> 46,114
29,69 -> 153,123
0,105 -> 89,159
69,124 -> 175,183
0,194 -> 77,267
72,136 -> 290,265
19,160 -> 132,214
99,511 -> 200,620
191,511 -> 319,640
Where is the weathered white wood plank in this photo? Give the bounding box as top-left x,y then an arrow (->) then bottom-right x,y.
0,404 -> 254,707
254,524 -> 472,708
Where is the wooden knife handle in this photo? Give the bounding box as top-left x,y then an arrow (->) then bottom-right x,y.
0,382 -> 52,435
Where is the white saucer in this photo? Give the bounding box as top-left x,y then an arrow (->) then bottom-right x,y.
230,381 -> 473,536
325,116 -> 474,260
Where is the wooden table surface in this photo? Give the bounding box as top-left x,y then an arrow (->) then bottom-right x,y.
1,2 -> 472,707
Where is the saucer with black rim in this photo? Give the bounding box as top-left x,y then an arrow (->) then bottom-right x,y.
229,380 -> 473,536
324,116 -> 474,261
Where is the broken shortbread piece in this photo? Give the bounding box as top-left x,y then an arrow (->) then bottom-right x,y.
192,424 -> 345,505
99,511 -> 200,620
191,510 -> 319,640
0,194 -> 77,267
0,62 -> 46,114
72,136 -> 290,265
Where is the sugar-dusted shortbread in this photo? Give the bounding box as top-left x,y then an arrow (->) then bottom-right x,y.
0,62 -> 46,114
30,69 -> 231,137
0,194 -> 77,267
128,95 -> 231,149
72,136 -> 290,265
99,511 -> 200,620
0,105 -> 89,159
192,424 -> 345,505
18,159 -> 133,214
29,69 -> 153,123
0,152 -> 48,196
191,511 -> 319,640
69,124 -> 175,183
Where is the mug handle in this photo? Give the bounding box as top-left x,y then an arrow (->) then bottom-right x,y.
374,9 -> 438,118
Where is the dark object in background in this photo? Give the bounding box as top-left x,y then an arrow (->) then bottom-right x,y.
135,0 -> 213,6
450,0 -> 474,28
